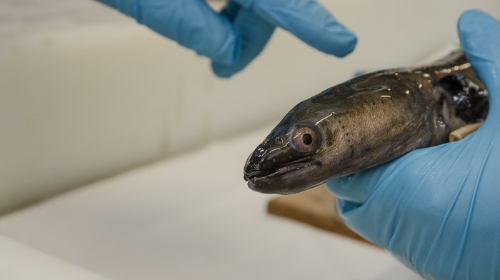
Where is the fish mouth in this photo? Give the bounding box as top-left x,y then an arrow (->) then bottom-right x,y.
244,160 -> 321,194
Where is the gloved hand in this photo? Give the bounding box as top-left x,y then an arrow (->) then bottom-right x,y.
94,0 -> 357,78
326,10 -> 500,280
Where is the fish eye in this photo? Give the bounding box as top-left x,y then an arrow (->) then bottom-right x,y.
288,124 -> 321,153
302,134 -> 312,145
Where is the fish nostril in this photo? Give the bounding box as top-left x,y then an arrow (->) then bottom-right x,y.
255,147 -> 266,157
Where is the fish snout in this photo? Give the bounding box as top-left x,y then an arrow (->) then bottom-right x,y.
243,148 -> 264,181
243,142 -> 286,181
243,152 -> 274,181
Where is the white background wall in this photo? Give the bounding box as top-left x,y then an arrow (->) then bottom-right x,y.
1,0 -> 499,215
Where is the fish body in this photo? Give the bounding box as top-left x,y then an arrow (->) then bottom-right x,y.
244,51 -> 488,194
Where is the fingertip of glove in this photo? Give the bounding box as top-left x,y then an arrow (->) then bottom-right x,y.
211,63 -> 238,78
458,9 -> 489,28
458,10 -> 498,41
458,10 -> 500,76
334,33 -> 358,57
319,29 -> 357,58
458,10 -> 480,34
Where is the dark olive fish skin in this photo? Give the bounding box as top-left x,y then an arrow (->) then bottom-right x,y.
244,51 -> 488,195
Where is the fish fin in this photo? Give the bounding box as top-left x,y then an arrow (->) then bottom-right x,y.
437,73 -> 488,124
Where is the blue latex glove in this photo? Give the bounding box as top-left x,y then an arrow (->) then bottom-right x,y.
326,10 -> 500,280
94,0 -> 356,78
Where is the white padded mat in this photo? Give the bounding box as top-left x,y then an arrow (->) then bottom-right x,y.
0,126 -> 420,280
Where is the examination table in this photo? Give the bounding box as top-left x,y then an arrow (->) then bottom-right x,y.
0,126 -> 420,280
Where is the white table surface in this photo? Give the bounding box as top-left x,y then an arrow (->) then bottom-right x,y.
0,125 -> 420,280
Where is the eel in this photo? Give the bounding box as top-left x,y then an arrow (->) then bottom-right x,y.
243,51 -> 488,195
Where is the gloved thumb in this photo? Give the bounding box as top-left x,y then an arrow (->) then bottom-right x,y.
325,156 -> 406,204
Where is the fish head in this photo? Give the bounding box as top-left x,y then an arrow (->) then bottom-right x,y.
244,100 -> 345,194
243,72 -> 426,195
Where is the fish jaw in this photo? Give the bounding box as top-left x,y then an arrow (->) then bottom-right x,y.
243,138 -> 325,194
246,159 -> 324,194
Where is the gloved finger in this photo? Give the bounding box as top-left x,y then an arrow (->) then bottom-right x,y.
459,10 -> 500,125
325,153 -> 411,204
232,0 -> 357,57
114,0 -> 240,64
325,139 -> 452,205
211,2 -> 275,78
325,156 -> 408,246
325,170 -> 381,204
